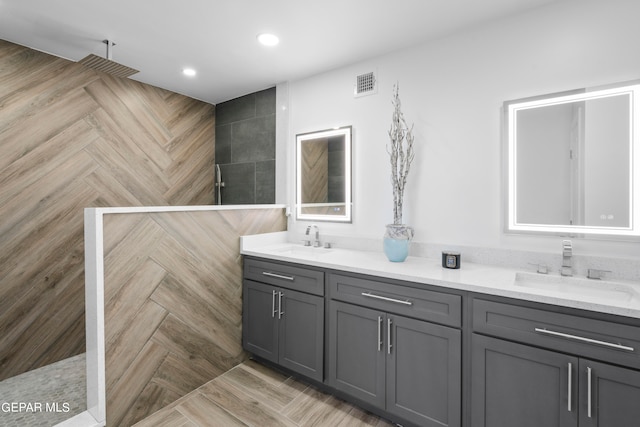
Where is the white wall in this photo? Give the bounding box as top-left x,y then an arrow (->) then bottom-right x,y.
285,0 -> 640,259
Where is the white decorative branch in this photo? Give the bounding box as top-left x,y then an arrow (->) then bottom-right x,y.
387,83 -> 415,225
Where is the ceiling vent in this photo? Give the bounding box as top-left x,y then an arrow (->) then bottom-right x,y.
354,71 -> 377,98
78,40 -> 139,79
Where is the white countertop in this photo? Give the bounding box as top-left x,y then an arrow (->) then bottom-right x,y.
241,232 -> 640,320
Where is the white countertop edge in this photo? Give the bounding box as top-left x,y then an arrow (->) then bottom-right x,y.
240,231 -> 288,252
241,242 -> 640,320
85,204 -> 287,215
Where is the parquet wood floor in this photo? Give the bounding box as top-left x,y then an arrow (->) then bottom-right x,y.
134,359 -> 395,427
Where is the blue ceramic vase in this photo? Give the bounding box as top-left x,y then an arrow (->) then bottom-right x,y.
383,224 -> 414,262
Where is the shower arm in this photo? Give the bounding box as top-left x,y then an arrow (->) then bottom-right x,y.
104,40 -> 114,61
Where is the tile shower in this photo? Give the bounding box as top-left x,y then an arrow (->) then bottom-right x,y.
214,87 -> 276,204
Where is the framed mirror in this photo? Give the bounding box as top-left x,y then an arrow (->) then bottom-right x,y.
296,126 -> 352,222
504,81 -> 640,237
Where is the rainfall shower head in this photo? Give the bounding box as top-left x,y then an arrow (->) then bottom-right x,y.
77,40 -> 139,78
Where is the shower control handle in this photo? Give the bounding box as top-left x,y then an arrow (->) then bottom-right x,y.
215,164 -> 225,205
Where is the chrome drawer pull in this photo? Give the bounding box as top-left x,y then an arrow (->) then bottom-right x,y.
272,290 -> 277,318
534,328 -> 634,352
567,362 -> 572,412
387,318 -> 393,354
262,271 -> 295,281
361,292 -> 413,306
587,367 -> 593,418
278,291 -> 284,319
377,316 -> 383,352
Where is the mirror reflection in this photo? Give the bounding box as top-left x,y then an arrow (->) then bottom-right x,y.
505,81 -> 640,236
296,126 -> 352,222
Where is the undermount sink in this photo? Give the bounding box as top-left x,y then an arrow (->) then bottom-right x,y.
271,244 -> 333,257
514,271 -> 640,303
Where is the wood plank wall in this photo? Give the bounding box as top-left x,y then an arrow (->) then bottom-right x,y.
0,39 -> 215,381
102,208 -> 286,426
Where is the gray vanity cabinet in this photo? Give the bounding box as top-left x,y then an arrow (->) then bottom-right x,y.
329,301 -> 386,407
387,313 -> 461,427
328,273 -> 462,427
242,258 -> 325,382
472,334 -> 578,427
243,280 -> 279,361
579,359 -> 640,426
472,298 -> 640,427
472,334 -> 640,427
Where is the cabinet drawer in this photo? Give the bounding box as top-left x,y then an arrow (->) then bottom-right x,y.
473,298 -> 640,370
329,273 -> 461,327
244,258 -> 324,296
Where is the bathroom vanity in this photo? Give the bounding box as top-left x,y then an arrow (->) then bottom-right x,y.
471,298 -> 640,427
241,237 -> 640,427
242,258 -> 325,382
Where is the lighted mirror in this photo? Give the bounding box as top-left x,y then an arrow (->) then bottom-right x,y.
296,126 -> 352,222
504,81 -> 640,237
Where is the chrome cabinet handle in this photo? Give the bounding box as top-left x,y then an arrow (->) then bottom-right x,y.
272,290 -> 277,318
387,318 -> 393,354
278,291 -> 284,319
263,271 -> 295,281
361,292 -> 413,306
534,328 -> 634,352
587,367 -> 592,418
567,363 -> 572,412
377,316 -> 383,352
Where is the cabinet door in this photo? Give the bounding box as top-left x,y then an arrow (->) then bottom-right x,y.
328,300 -> 386,408
387,315 -> 461,427
278,288 -> 324,382
579,359 -> 640,427
242,280 -> 278,362
471,334 -> 578,427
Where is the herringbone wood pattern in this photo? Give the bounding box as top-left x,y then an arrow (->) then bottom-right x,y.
0,39 -> 215,381
301,139 -> 329,204
134,360 -> 394,427
102,209 -> 286,426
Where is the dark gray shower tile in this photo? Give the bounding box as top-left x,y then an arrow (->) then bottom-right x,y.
216,94 -> 256,126
219,163 -> 255,205
255,87 -> 276,116
214,124 -> 232,164
255,160 -> 276,204
232,116 -> 275,163
214,87 -> 276,205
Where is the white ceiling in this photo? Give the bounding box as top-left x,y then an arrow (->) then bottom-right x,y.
0,0 -> 562,105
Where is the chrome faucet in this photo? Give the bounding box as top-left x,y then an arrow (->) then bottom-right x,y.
305,224 -> 321,247
561,240 -> 573,276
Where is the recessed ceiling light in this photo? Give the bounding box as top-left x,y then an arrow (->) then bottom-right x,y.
183,68 -> 196,77
257,33 -> 279,47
